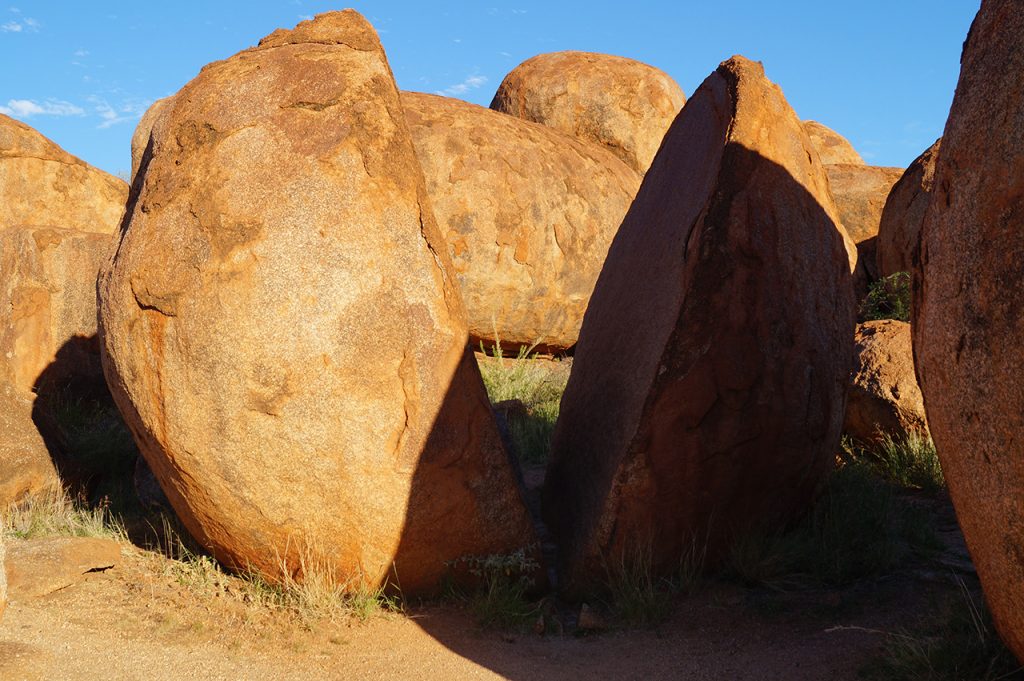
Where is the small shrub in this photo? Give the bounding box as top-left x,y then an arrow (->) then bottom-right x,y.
863,579 -> 1024,680
861,271 -> 911,321
446,548 -> 541,630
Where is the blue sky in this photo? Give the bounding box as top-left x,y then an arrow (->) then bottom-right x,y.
0,1 -> 978,177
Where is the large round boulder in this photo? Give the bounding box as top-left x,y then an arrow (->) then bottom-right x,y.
543,56 -> 855,593
876,139 -> 941,279
826,164 -> 904,283
98,11 -> 537,595
0,115 -> 126,234
844,320 -> 928,443
913,0 -> 1024,662
802,120 -> 864,165
402,91 -> 641,352
490,51 -> 685,174
0,534 -> 6,621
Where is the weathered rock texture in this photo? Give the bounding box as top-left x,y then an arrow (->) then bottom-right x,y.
98,11 -> 537,595
826,164 -> 904,283
0,115 -> 127,234
402,91 -> 641,352
490,51 -> 685,174
130,97 -> 173,182
0,226 -> 111,394
844,320 -> 928,443
912,0 -> 1024,662
802,120 -> 864,165
877,139 -> 941,279
543,56 -> 855,593
0,534 -> 6,621
4,537 -> 120,601
0,383 -> 58,507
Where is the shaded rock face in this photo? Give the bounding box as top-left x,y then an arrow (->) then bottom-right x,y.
543,56 -> 855,594
0,383 -> 58,507
876,139 -> 941,279
130,97 -> 173,183
826,164 -> 904,283
844,320 -> 928,443
912,0 -> 1024,662
99,11 -> 537,596
490,51 -> 685,174
802,120 -> 864,165
0,226 -> 111,395
0,115 -> 127,234
402,91 -> 641,352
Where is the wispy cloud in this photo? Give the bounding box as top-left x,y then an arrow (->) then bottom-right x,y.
435,74 -> 488,97
88,95 -> 151,129
1,9 -> 38,33
73,49 -> 89,57
0,98 -> 84,117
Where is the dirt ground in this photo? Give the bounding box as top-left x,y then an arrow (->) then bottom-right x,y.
0,541 -> 960,681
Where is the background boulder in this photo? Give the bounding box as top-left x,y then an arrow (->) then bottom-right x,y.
490,51 -> 685,174
877,139 -> 941,279
403,91 -> 641,352
844,320 -> 928,443
0,115 -> 127,234
802,120 -> 864,165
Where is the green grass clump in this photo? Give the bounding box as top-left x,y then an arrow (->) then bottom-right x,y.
726,459 -> 941,589
477,345 -> 568,464
863,580 -> 1024,680
861,271 -> 911,322
849,432 -> 945,495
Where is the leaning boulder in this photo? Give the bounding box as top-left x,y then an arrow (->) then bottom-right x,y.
0,535 -> 6,621
844,320 -> 928,443
0,115 -> 127,234
0,382 -> 58,507
99,11 -> 537,595
826,164 -> 904,283
0,226 -> 111,395
876,139 -> 941,279
802,120 -> 864,165
543,56 -> 855,593
490,51 -> 685,174
402,91 -> 641,352
913,0 -> 1024,662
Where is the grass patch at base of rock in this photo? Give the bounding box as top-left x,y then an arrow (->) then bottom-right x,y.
477,345 -> 568,465
1,485 -> 126,542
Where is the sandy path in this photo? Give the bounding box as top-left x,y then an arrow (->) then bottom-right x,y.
0,547 -> 892,681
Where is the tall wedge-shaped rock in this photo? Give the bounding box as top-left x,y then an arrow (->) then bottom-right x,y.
98,11 -> 537,595
913,0 -> 1024,662
544,56 -> 855,593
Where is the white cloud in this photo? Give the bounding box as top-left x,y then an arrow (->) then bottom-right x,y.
88,96 -> 151,129
298,14 -> 312,20
0,98 -> 84,117
435,74 -> 488,97
1,10 -> 38,33
73,49 -> 88,57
